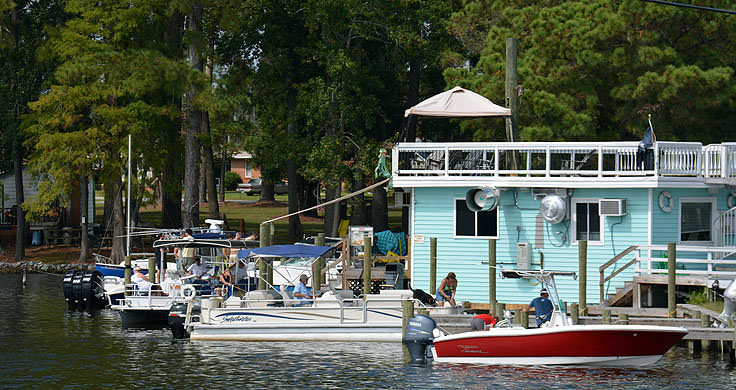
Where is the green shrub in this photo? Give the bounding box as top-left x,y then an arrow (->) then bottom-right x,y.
686,290 -> 708,305
224,171 -> 242,191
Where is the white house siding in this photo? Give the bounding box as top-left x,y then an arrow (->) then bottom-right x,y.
412,187 -> 650,305
0,169 -> 94,219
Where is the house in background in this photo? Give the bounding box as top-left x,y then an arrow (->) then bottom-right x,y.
0,166 -> 94,228
393,141 -> 736,309
229,151 -> 261,182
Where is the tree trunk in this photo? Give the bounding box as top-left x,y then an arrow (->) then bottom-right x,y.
323,182 -> 342,237
219,145 -> 226,202
351,173 -> 366,225
182,1 -> 203,228
371,185 -> 389,232
13,147 -> 25,260
160,153 -> 182,228
260,181 -> 275,203
287,90 -> 303,238
199,149 -> 207,204
110,177 -> 126,263
302,181 -> 320,218
79,173 -> 89,263
202,110 -> 219,218
103,182 -> 114,230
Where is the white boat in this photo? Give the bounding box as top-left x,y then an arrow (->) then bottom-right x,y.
404,270 -> 688,367
171,287 -> 414,342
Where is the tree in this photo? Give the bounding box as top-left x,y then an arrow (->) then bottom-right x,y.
26,0 -> 191,262
446,0 -> 736,143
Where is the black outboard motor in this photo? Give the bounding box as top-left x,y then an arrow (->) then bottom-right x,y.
70,270 -> 86,310
81,270 -> 106,311
403,314 -> 437,365
169,302 -> 189,339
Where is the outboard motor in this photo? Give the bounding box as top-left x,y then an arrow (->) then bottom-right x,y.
169,302 -> 190,339
81,270 -> 106,311
715,279 -> 736,327
62,271 -> 75,309
70,270 -> 86,310
403,314 -> 437,365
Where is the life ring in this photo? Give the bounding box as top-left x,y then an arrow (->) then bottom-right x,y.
659,191 -> 673,213
728,192 -> 736,209
181,284 -> 197,301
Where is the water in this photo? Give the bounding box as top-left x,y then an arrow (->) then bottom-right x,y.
2,274 -> 736,389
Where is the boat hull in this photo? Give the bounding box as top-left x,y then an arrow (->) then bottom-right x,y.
190,322 -> 402,342
118,308 -> 170,329
432,325 -> 687,366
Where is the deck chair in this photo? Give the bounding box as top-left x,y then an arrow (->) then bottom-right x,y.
278,285 -> 299,307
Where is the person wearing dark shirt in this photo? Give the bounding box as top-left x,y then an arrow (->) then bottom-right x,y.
526,288 -> 554,326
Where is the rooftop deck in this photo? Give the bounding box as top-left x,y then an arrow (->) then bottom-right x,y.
391,141 -> 736,188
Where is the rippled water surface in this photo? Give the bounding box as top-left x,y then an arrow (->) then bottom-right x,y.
2,274 -> 736,389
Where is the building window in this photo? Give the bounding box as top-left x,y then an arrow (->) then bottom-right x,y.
245,161 -> 252,178
573,199 -> 602,244
454,199 -> 498,238
680,198 -> 715,243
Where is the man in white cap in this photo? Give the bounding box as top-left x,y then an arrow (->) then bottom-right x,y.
525,288 -> 553,327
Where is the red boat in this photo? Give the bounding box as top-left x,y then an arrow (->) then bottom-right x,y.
405,270 -> 688,367
431,324 -> 688,366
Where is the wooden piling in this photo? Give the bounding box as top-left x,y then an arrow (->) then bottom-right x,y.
602,309 -> 611,325
488,239 -> 497,315
316,233 -> 326,287
495,302 -> 505,320
258,223 -> 270,290
147,257 -> 156,286
702,314 -> 712,351
520,309 -> 529,328
570,303 -> 579,325
619,313 -> 629,325
402,299 -> 415,338
514,309 -> 521,325
430,237 -> 437,294
363,236 -> 372,296
579,240 -> 587,312
668,242 -> 676,317
124,256 -> 132,295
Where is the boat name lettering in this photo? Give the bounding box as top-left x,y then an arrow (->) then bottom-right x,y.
457,344 -> 482,354
220,315 -> 252,323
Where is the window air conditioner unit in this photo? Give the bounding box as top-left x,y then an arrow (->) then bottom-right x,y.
599,199 -> 627,216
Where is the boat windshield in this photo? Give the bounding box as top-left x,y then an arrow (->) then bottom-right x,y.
279,257 -> 313,267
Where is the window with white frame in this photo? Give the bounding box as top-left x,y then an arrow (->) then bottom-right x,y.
245,161 -> 252,177
454,199 -> 498,238
573,199 -> 602,244
680,198 -> 715,243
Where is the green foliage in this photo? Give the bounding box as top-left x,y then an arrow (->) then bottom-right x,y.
447,0 -> 736,143
223,171 -> 241,191
686,290 -> 708,305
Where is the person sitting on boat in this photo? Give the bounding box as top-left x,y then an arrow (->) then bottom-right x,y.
217,261 -> 248,295
470,313 -> 497,331
525,288 -> 553,326
132,266 -> 166,296
436,272 -> 457,307
186,257 -> 207,279
293,274 -> 313,305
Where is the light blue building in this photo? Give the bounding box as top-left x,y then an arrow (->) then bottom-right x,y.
392,141 -> 736,307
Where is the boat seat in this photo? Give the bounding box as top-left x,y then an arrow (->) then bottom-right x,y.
278,285 -> 299,307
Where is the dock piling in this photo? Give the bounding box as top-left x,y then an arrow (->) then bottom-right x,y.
570,303 -> 579,324
602,309 -> 611,325
520,309 -> 529,328
579,240 -> 587,312
363,236 -> 372,296
124,256 -> 131,295
668,242 -> 676,317
430,238 -> 437,294
618,313 -> 629,325
401,300 -> 415,338
489,239 -> 497,316
702,314 -> 712,351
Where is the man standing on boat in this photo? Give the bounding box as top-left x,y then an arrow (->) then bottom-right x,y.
293,274 -> 313,305
525,289 -> 553,327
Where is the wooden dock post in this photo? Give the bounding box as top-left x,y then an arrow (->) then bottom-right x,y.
520,309 -> 529,328
495,302 -> 505,321
363,236 -> 372,296
619,313 -> 629,325
579,240 -> 588,312
730,327 -> 736,364
489,239 -> 497,315
702,314 -> 712,351
402,299 -> 415,338
668,242 -> 676,317
316,233 -> 326,287
124,255 -> 132,296
514,309 -> 521,325
147,257 -> 156,286
602,309 -> 611,325
430,238 -> 437,294
570,303 -> 579,324
258,223 -> 270,290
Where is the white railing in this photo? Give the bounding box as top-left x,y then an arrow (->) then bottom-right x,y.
393,141 -> 736,180
716,207 -> 736,250
635,245 -> 736,280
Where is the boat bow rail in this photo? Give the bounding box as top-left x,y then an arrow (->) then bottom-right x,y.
392,141 -> 736,188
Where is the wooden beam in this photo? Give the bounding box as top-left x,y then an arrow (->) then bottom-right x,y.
599,245 -> 638,272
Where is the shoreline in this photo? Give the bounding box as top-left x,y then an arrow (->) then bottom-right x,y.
0,261 -> 94,274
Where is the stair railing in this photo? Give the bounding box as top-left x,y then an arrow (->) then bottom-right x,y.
716,206 -> 736,252
599,245 -> 639,302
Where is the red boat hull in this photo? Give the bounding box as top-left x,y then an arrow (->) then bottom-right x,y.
432,325 -> 687,366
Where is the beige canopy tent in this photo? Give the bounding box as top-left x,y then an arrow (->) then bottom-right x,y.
404,86 -> 510,118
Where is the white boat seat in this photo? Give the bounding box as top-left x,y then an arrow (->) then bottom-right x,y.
278,285 -> 299,307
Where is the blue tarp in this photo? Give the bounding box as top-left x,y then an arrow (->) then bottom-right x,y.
238,244 -> 334,259
373,230 -> 407,256
192,232 -> 233,239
